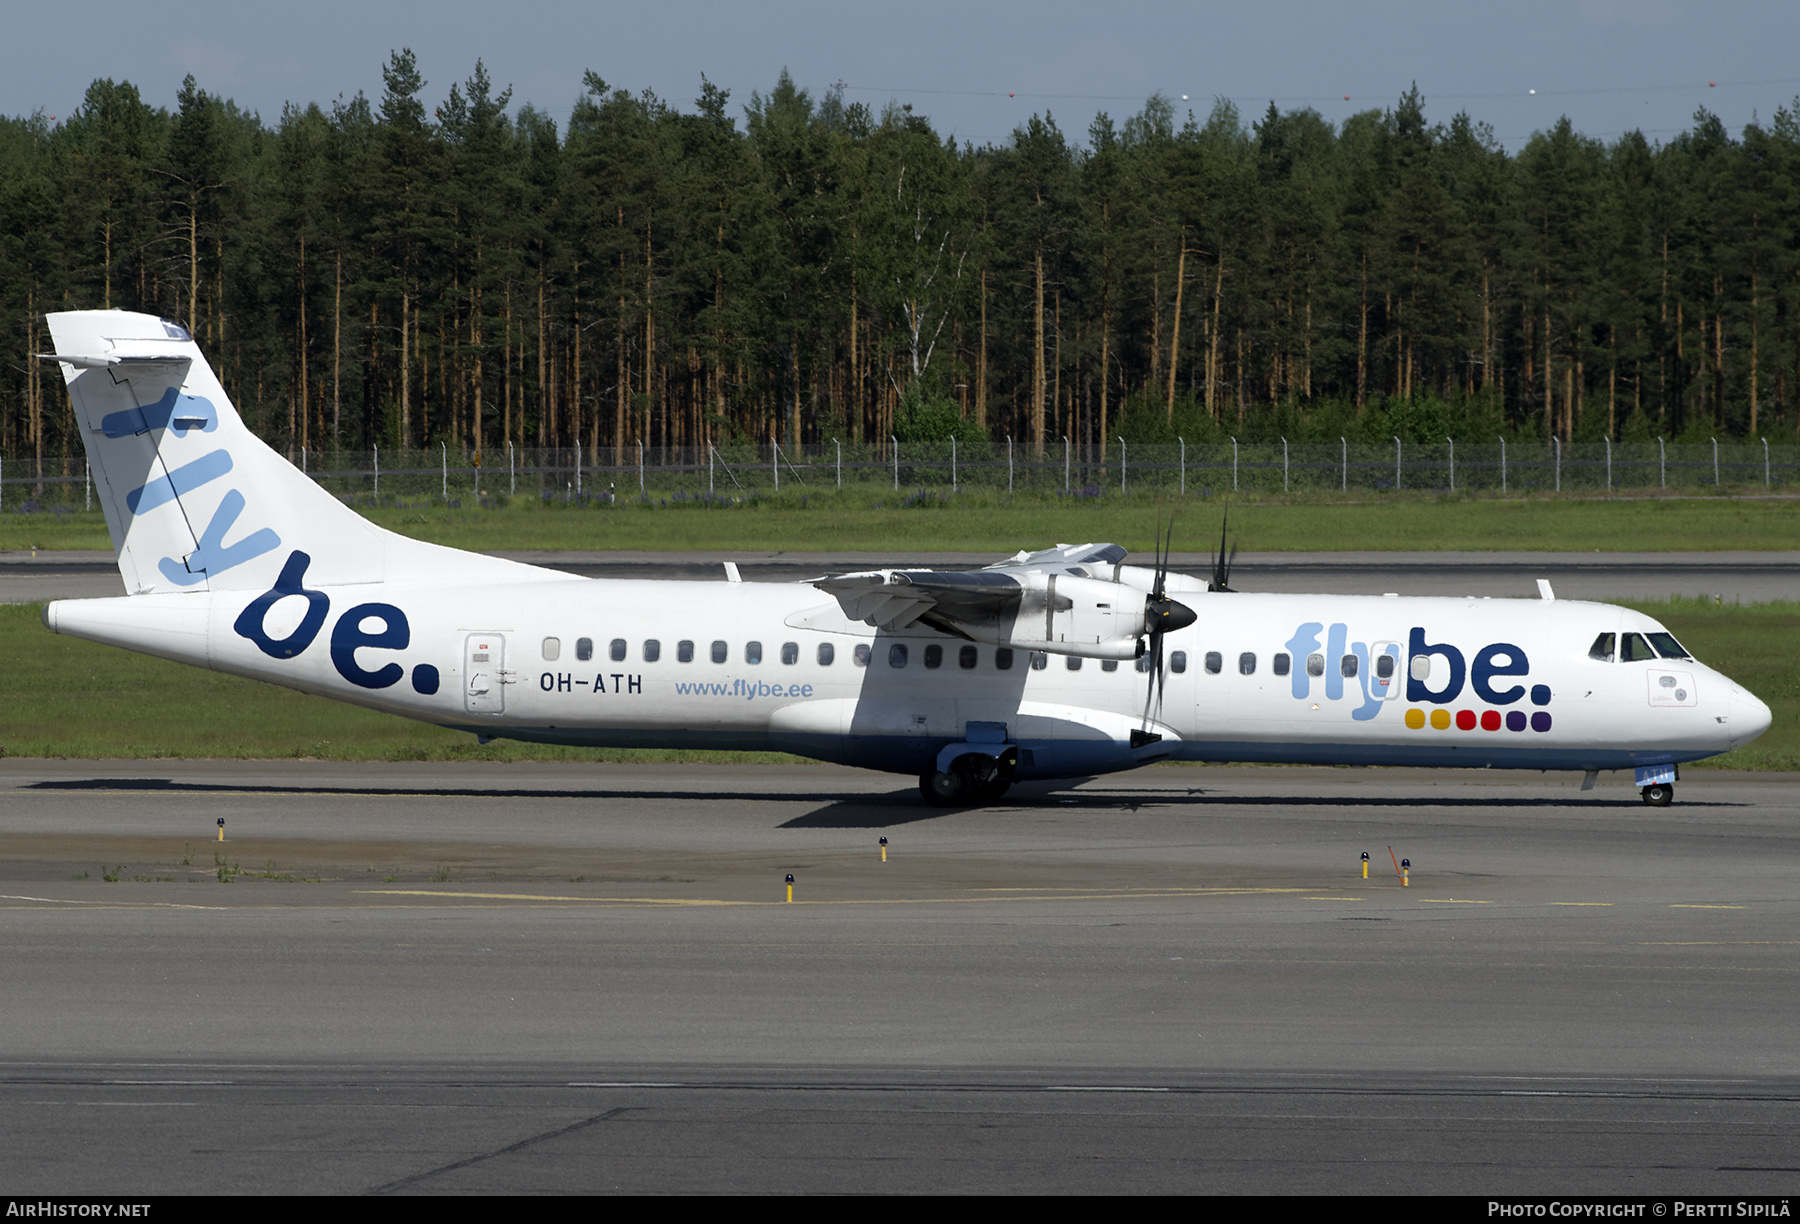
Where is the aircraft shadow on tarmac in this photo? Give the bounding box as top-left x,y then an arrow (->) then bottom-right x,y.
26,777 -> 1743,829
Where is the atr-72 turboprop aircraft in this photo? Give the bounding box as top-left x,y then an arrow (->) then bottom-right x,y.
40,310 -> 1771,806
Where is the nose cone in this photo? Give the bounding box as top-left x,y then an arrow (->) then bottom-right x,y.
1148,596 -> 1197,635
1731,688 -> 1773,747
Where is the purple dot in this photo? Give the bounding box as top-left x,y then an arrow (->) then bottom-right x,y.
1531,711 -> 1552,733
1506,710 -> 1527,732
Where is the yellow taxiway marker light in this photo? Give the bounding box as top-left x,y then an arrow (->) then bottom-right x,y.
216,818 -> 224,843
880,837 -> 888,863
1361,851 -> 1369,880
785,873 -> 794,903
1402,858 -> 1411,888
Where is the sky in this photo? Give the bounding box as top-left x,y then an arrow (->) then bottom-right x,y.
4,0 -> 1797,152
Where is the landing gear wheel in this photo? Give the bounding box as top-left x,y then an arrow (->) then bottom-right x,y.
921,764 -> 970,807
1641,782 -> 1674,807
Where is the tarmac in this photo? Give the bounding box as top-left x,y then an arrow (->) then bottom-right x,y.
1,759 -> 1795,1194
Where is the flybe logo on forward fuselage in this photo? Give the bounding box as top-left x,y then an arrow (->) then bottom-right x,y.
1282,623 -> 1552,731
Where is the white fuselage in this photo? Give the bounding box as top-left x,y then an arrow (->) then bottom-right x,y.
47,576 -> 1766,780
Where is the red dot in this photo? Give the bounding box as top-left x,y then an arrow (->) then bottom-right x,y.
1481,710 -> 1502,731
1455,709 -> 1477,731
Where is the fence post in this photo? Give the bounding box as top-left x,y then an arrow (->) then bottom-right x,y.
373,445 -> 380,498
1341,437 -> 1347,491
640,439 -> 647,494
1006,436 -> 1013,493
1658,436 -> 1665,489
1447,436 -> 1454,492
575,440 -> 582,496
1179,437 -> 1186,495
1118,438 -> 1126,493
771,435 -> 778,492
835,438 -> 842,489
709,442 -> 715,493
301,445 -> 306,475
1282,437 -> 1289,493
892,436 -> 899,491
952,436 -> 957,492
1764,436 -> 1771,488
1712,437 -> 1719,487
1499,436 -> 1506,494
1232,437 -> 1239,492
1605,437 -> 1611,491
441,442 -> 447,501
1554,437 -> 1561,492
1394,437 -> 1401,491
1064,436 -> 1071,493
85,458 -> 91,511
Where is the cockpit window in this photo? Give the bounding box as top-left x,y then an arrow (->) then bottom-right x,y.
1648,632 -> 1692,660
1620,632 -> 1657,662
1588,633 -> 1616,663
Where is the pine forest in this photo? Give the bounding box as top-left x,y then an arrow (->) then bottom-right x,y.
5,51 -> 1800,486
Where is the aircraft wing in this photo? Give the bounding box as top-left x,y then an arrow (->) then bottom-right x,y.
812,543 -> 1168,657
812,569 -> 1022,635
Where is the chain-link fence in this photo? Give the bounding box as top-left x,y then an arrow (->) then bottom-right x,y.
1,437 -> 1793,510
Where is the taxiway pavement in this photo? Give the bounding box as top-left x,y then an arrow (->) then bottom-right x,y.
1,760 -> 1795,1193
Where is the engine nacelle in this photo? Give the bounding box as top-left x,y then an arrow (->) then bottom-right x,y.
956,573 -> 1149,660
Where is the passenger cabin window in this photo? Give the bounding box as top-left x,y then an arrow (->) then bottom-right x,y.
610,639 -> 627,662
1376,655 -> 1396,679
541,637 -> 561,662
745,641 -> 763,665
1205,651 -> 1222,675
1136,655 -> 1154,674
889,644 -> 908,668
576,637 -> 593,662
1030,652 -> 1048,670
1239,652 -> 1257,676
924,645 -> 943,669
1410,655 -> 1431,681
677,640 -> 695,663
1170,651 -> 1187,674
711,640 -> 728,664
1340,654 -> 1358,678
1648,632 -> 1692,660
853,644 -> 870,667
1589,633 -> 1616,663
1102,659 -> 1119,672
817,643 -> 835,666
781,642 -> 799,665
959,645 -> 978,670
1306,653 -> 1325,677
1066,655 -> 1082,670
643,639 -> 661,663
1272,653 -> 1291,677
995,648 -> 1014,671
1621,632 -> 1656,662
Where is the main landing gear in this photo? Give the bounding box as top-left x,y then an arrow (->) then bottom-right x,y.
919,755 -> 1013,807
1640,782 -> 1674,807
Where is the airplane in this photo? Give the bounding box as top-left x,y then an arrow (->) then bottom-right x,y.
38,310 -> 1772,808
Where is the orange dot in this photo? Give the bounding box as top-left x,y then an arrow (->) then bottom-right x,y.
1430,709 -> 1452,730
1405,708 -> 1425,729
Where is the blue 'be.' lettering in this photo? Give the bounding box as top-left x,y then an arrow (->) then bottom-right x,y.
330,603 -> 411,689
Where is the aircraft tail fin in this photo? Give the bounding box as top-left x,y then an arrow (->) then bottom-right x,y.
45,310 -> 547,595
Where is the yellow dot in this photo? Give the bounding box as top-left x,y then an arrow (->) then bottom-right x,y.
1405,708 -> 1425,729
1430,709 -> 1452,730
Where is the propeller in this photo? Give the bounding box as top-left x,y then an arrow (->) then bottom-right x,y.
1137,512 -> 1197,744
1208,506 -> 1237,593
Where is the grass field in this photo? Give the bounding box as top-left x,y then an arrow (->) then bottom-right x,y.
4,488 -> 1800,555
3,597 -> 1791,771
